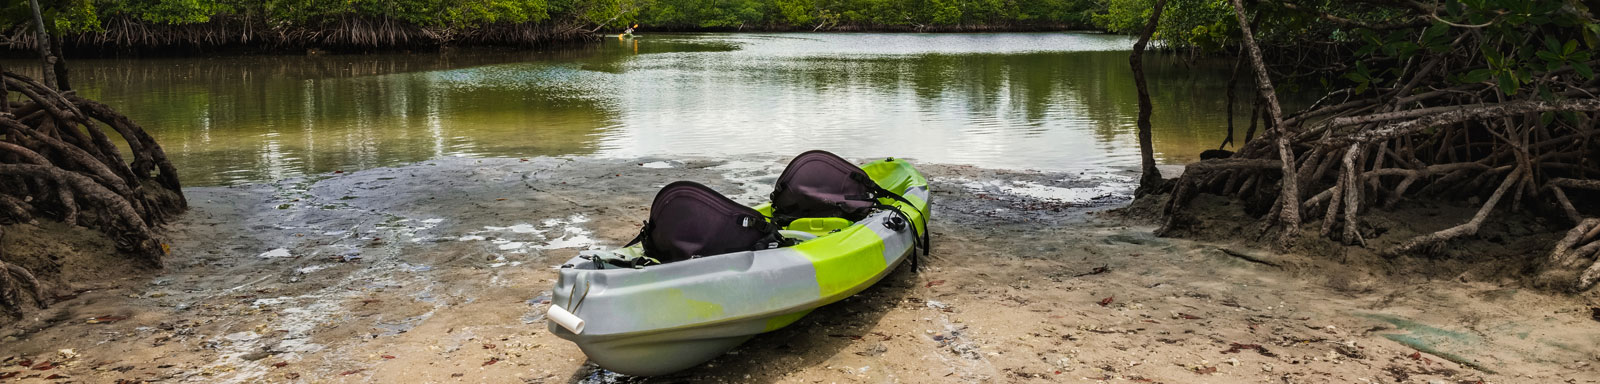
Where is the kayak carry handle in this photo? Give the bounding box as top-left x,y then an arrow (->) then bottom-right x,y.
549,305 -> 586,334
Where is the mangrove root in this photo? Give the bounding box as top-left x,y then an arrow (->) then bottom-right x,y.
1,70 -> 184,314
1151,0 -> 1600,290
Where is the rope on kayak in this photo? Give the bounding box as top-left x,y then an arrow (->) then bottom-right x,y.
568,277 -> 592,315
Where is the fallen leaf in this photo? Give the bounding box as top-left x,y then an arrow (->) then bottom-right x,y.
285,372 -> 300,379
451,373 -> 464,377
271,362 -> 288,368
1178,313 -> 1202,320
340,369 -> 363,376
16,359 -> 32,368
0,372 -> 17,379
925,280 -> 946,288
496,198 -> 507,201
333,170 -> 344,174
1098,296 -> 1114,307
482,344 -> 496,350
31,361 -> 54,370
482,358 -> 500,367
381,355 -> 395,359
1194,365 -> 1217,374
45,374 -> 67,379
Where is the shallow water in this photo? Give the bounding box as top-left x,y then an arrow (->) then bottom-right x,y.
28,33 -> 1282,186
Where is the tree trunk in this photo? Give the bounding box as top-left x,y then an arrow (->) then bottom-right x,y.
1229,0 -> 1301,245
27,0 -> 57,89
1130,0 -> 1169,196
50,37 -> 70,91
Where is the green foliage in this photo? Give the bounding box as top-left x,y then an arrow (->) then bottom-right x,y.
636,0 -> 1100,28
1102,0 -> 1598,100
18,0 -> 561,34
101,0 -> 225,24
16,0 -> 1115,34
1089,0 -> 1233,50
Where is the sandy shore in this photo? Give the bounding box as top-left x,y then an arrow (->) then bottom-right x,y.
1,156 -> 1596,383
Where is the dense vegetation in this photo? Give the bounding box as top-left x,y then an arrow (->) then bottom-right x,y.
1131,0 -> 1600,290
0,0 -> 1168,51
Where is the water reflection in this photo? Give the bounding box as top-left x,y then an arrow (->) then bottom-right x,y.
17,33 -> 1282,186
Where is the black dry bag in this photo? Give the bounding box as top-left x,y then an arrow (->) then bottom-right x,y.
627,181 -> 785,264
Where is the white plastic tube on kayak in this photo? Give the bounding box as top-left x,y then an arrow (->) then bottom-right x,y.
549,305 -> 586,334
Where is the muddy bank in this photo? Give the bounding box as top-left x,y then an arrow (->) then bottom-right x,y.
1,156 -> 1596,383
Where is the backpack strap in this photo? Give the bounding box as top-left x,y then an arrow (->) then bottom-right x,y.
622,220 -> 653,248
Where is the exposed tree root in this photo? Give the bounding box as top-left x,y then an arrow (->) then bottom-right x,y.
1,70 -> 184,315
1151,2 -> 1600,290
0,228 -> 46,317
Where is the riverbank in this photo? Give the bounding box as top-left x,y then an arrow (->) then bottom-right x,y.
3,20 -> 1100,57
1,156 -> 1595,383
2,17 -> 596,57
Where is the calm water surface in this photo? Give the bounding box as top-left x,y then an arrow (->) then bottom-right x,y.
50,33 -> 1264,186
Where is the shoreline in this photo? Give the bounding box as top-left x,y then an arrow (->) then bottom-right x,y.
1,156 -> 1595,382
4,29 -> 1113,58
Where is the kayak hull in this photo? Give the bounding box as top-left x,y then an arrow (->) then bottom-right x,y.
548,159 -> 929,376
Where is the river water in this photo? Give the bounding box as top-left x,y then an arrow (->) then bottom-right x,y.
47,32 -> 1259,186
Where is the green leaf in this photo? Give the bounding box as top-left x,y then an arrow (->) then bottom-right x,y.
1561,111 -> 1580,124
1575,62 -> 1595,79
1564,39 -> 1578,55
1497,71 -> 1518,95
1540,111 -> 1555,126
1482,45 -> 1502,67
1462,68 -> 1495,83
1536,50 -> 1561,62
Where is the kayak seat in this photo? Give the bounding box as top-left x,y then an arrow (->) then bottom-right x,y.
770,150 -> 885,226
770,150 -> 928,266
626,181 -> 787,264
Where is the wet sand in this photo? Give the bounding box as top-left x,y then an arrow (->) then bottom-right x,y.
1,156 -> 1597,383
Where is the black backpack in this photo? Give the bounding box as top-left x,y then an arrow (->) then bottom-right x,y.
625,181 -> 786,264
770,150 -> 928,266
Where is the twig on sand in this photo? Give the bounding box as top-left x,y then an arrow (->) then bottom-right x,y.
1217,247 -> 1282,268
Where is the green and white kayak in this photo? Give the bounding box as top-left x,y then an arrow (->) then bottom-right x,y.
546,158 -> 929,376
